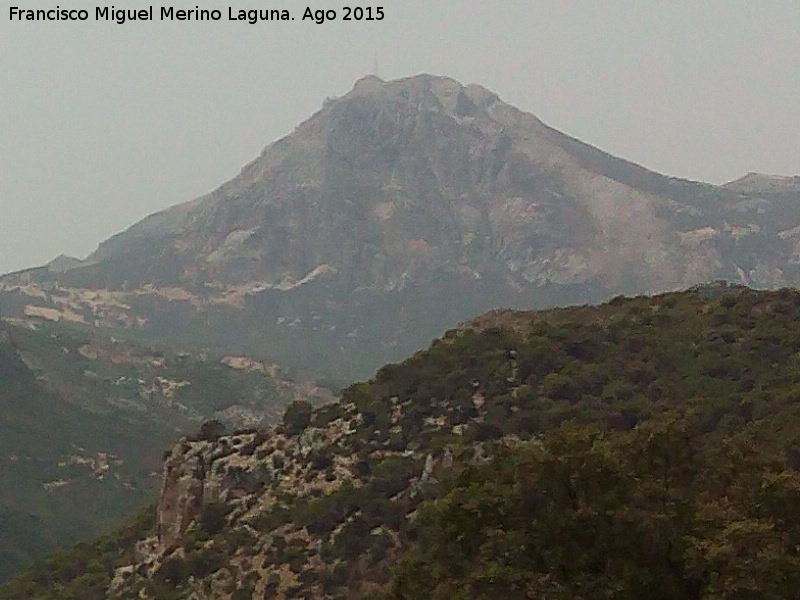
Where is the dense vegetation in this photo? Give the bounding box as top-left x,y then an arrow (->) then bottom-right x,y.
387,418 -> 800,599
7,285 -> 800,598
377,285 -> 800,599
0,505 -> 156,600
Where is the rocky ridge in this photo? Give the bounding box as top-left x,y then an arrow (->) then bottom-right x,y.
107,372 -> 488,599
3,74 -> 800,379
23,285 -> 795,599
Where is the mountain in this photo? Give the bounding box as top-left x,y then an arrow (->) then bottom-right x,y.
0,319 -> 330,583
723,172 -> 800,194
6,285 -> 800,599
3,74 -> 800,380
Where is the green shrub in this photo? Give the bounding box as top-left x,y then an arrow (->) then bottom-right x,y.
198,419 -> 226,441
198,502 -> 230,536
283,400 -> 314,435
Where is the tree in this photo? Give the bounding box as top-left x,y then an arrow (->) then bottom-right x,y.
198,419 -> 225,441
283,400 -> 314,435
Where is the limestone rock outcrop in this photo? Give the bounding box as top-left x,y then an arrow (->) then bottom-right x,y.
3,74 -> 799,379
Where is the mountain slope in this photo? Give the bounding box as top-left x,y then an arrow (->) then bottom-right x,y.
0,319 -> 327,583
7,285 -> 800,599
3,75 -> 799,380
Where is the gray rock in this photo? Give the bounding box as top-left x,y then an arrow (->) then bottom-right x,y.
3,74 -> 800,379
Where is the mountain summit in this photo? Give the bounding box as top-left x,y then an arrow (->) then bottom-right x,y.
3,74 -> 800,378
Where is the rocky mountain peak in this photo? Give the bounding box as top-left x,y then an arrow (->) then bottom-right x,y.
346,73 -> 502,118
724,172 -> 800,194
2,75 -> 800,379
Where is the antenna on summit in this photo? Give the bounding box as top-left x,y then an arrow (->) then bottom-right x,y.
373,56 -> 380,79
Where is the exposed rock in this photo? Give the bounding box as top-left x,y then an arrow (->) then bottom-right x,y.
158,441 -> 212,551
3,74 -> 800,381
21,288 -> 800,599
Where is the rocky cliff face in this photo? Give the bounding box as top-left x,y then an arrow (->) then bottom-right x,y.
3,74 -> 799,379
110,396 -> 464,599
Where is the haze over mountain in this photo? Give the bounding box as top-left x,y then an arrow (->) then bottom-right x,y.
2,74 -> 799,379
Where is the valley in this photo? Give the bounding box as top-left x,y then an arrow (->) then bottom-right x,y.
1,73 -> 799,597
0,318 -> 328,582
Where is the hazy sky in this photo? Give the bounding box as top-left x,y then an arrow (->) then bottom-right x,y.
2,1 -> 799,274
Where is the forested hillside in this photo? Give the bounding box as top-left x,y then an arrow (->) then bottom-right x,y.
0,320 -> 322,583
5,284 -> 800,599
